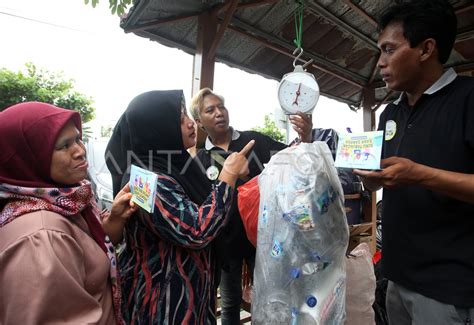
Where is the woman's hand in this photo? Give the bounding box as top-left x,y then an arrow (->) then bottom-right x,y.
219,140 -> 255,187
102,183 -> 138,244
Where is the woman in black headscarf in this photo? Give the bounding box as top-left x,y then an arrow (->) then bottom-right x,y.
106,90 -> 254,324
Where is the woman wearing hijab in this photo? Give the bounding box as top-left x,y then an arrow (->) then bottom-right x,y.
106,90 -> 253,324
0,102 -> 136,324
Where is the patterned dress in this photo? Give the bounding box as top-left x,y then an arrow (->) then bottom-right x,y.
119,173 -> 232,324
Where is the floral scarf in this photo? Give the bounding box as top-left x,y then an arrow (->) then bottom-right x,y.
0,181 -> 124,325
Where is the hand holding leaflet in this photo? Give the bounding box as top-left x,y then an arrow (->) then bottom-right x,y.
129,164 -> 158,213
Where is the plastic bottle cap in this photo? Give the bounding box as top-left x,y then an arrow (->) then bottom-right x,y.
306,295 -> 317,307
310,252 -> 321,261
290,268 -> 301,279
291,307 -> 299,317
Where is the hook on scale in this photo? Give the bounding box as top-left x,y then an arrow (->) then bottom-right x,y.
292,47 -> 314,70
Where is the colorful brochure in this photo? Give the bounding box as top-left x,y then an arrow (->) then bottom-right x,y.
334,131 -> 383,170
129,164 -> 158,213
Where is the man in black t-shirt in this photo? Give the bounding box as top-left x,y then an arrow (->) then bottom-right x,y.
190,88 -> 312,325
355,1 -> 474,324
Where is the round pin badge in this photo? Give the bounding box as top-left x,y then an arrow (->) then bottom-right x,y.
206,165 -> 219,181
385,120 -> 397,141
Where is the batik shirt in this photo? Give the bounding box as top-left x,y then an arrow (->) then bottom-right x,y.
119,173 -> 232,324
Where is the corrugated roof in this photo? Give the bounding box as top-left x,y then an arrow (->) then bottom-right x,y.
121,0 -> 474,107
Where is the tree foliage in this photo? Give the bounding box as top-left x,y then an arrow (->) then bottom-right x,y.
101,125 -> 114,138
252,114 -> 286,143
84,0 -> 133,16
0,63 -> 96,123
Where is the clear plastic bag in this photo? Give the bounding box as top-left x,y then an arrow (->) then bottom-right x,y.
252,142 -> 349,325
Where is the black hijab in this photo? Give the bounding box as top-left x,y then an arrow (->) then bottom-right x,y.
106,90 -> 211,205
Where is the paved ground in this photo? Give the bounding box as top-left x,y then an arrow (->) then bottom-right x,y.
216,310 -> 251,325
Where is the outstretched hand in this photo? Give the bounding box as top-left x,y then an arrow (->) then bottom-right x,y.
289,112 -> 313,143
219,140 -> 255,187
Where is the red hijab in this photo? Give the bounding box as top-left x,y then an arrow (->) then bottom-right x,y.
0,102 -> 82,187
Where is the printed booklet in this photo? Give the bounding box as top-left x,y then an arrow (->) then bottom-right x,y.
129,164 -> 158,213
334,131 -> 383,170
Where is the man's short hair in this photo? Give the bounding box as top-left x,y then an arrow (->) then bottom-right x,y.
378,0 -> 457,64
189,88 -> 225,120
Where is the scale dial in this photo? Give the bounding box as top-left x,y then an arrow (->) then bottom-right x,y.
278,65 -> 319,114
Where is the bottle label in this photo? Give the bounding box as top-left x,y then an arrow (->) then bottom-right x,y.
270,239 -> 283,258
283,204 -> 314,230
316,186 -> 337,215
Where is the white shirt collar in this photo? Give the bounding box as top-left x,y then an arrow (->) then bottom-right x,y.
204,127 -> 240,150
393,68 -> 457,105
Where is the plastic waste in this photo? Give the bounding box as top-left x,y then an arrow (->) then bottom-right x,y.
252,142 -> 349,325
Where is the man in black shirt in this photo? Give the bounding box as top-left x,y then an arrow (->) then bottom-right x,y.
190,88 -> 312,324
355,1 -> 474,324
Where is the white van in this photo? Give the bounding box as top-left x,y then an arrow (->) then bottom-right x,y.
86,138 -> 113,211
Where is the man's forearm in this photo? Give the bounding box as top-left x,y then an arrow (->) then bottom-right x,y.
420,165 -> 474,204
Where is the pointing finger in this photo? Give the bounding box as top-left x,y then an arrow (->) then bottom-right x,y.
239,140 -> 255,156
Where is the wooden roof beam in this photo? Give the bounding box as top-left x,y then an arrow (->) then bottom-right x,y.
305,2 -> 378,50
215,0 -> 280,14
448,61 -> 474,73
226,17 -> 368,87
124,12 -> 198,33
207,0 -> 239,60
368,54 -> 380,85
455,3 -> 474,15
373,90 -> 394,112
235,0 -> 280,11
226,25 -> 363,88
343,0 -> 377,27
456,27 -> 474,43
344,1 -> 474,28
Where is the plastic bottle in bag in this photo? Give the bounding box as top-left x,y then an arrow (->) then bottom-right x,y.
258,291 -> 294,324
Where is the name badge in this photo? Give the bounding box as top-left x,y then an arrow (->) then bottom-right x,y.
206,165 -> 219,181
385,120 -> 397,141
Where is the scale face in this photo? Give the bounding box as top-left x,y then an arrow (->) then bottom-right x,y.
278,65 -> 319,114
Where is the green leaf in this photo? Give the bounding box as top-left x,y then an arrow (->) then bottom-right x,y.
251,114 -> 286,142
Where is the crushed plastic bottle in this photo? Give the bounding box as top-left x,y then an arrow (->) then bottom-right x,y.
256,291 -> 294,325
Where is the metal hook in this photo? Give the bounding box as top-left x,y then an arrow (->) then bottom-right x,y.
293,47 -> 304,68
293,47 -> 314,69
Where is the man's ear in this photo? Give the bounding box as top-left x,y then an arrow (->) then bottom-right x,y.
195,118 -> 205,130
420,38 -> 437,62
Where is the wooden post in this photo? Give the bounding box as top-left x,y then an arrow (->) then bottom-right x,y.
362,87 -> 376,131
191,11 -> 218,150
361,86 -> 377,254
192,12 -> 217,94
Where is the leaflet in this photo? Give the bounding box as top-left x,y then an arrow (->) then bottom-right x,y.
334,131 -> 383,170
129,164 -> 158,213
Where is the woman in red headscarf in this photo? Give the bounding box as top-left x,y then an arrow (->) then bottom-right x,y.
0,102 -> 136,324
